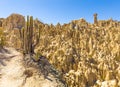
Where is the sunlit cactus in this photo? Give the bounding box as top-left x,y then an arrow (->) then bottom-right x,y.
20,16 -> 40,55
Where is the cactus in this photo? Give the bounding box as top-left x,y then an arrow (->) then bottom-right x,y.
20,16 -> 41,55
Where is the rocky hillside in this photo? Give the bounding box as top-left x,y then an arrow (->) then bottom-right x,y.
0,13 -> 120,87
2,13 -> 25,30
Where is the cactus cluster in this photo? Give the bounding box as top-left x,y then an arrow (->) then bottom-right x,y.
20,16 -> 41,55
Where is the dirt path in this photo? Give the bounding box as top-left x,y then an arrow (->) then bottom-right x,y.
0,48 -> 25,87
0,48 -> 65,87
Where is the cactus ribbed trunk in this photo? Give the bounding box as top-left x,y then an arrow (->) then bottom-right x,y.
29,16 -> 33,54
20,16 -> 34,54
20,15 -> 41,55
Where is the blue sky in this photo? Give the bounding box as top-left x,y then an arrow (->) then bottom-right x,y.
0,0 -> 120,24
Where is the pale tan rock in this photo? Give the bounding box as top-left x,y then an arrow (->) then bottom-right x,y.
105,71 -> 115,81
101,80 -> 117,87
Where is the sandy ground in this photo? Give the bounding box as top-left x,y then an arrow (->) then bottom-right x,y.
0,48 -> 64,87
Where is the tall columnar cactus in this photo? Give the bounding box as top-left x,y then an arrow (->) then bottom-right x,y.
94,13 -> 98,25
20,16 -> 41,55
28,16 -> 33,54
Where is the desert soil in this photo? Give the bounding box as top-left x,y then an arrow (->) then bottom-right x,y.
0,48 -> 62,87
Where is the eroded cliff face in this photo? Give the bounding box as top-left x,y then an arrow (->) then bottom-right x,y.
2,13 -> 25,30
2,14 -> 120,87
0,14 -> 25,49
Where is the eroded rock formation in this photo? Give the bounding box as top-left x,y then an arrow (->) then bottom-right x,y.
1,13 -> 120,87
2,13 -> 25,30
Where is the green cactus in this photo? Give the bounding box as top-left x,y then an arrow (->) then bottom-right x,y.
20,15 -> 41,55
